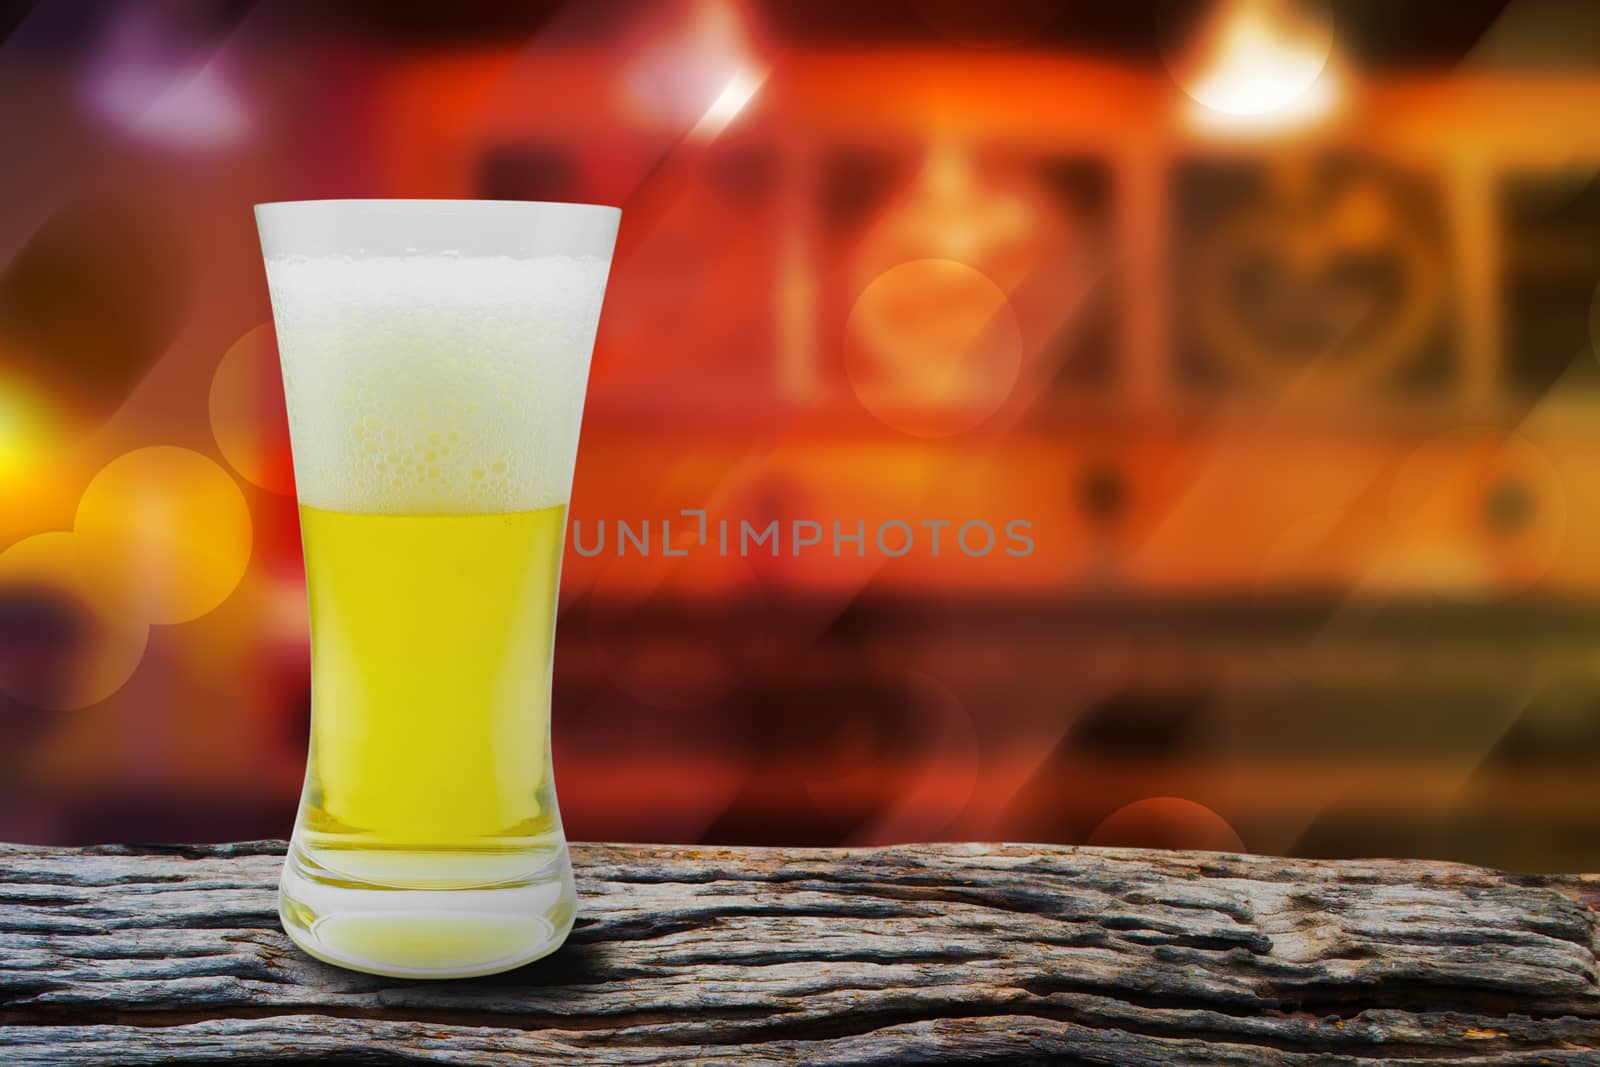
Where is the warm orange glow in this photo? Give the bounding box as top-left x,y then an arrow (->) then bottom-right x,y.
0,370 -> 60,484
74,447 -> 253,625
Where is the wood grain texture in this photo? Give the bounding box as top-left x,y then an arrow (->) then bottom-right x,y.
2,841 -> 1599,1064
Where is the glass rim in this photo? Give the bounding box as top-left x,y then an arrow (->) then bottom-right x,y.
255,198 -> 622,260
255,197 -> 620,217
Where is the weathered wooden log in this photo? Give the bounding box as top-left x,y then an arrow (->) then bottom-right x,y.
1,841 -> 1598,1064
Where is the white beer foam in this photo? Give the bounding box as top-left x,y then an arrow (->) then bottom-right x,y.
265,254 -> 611,514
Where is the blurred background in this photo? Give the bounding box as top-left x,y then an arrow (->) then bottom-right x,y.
3,0 -> 1600,870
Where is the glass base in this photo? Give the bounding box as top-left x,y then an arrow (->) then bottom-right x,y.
278,838 -> 577,979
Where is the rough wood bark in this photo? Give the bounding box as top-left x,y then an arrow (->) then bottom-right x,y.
2,841 -> 1598,1064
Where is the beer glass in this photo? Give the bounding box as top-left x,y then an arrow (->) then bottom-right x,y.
257,199 -> 619,978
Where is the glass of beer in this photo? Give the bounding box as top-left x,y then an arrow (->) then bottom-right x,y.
256,199 -> 619,978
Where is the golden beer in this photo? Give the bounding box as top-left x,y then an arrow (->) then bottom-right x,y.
258,199 -> 618,978
297,503 -> 567,848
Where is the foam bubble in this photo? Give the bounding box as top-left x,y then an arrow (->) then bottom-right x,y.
264,254 -> 611,514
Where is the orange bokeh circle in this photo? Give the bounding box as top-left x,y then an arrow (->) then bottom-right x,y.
1088,796 -> 1246,852
844,259 -> 1022,438
210,322 -> 294,494
74,446 -> 253,625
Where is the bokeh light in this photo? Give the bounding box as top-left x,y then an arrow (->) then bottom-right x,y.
622,0 -> 766,134
844,258 -> 1022,437
81,3 -> 251,151
1088,797 -> 1246,852
209,322 -> 294,495
74,447 -> 252,625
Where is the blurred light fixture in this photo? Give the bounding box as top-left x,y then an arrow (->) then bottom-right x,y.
1165,0 -> 1340,131
688,66 -> 768,142
624,0 -> 768,139
82,3 -> 250,151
